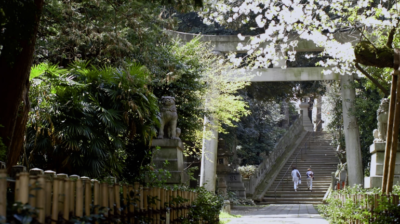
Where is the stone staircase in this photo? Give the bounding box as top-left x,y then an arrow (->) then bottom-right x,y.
260,131 -> 338,204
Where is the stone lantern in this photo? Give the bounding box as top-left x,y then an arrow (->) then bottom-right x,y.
216,139 -> 246,199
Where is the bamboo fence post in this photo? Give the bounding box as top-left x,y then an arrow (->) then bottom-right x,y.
160,188 -> 165,224
153,187 -> 158,223
36,175 -> 46,223
140,185 -> 144,212
92,179 -> 100,214
105,177 -> 115,217
168,190 -> 172,223
63,178 -> 71,221
143,187 -> 149,221
172,190 -> 177,222
28,175 -> 37,207
57,174 -> 68,214
28,168 -> 44,208
108,184 -> 115,217
186,191 -> 189,218
81,177 -> 91,216
122,184 -> 128,221
149,187 -> 153,221
177,190 -> 181,219
44,170 -> 56,218
51,178 -> 60,224
129,184 -> 135,224
0,170 -> 6,219
14,173 -> 20,202
76,177 -> 83,217
18,172 -> 29,204
156,187 -> 161,224
101,182 -> 109,216
69,175 -> 80,216
127,184 -> 133,224
114,183 -> 121,218
133,182 -> 139,213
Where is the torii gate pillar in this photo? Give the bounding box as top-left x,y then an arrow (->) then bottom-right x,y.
340,74 -> 363,186
199,116 -> 218,192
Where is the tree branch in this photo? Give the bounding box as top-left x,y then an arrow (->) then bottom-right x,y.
355,63 -> 389,96
387,27 -> 397,48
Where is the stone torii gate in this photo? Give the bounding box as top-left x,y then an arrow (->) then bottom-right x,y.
167,30 -> 364,192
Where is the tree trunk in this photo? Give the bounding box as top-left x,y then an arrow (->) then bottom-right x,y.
0,0 -> 44,172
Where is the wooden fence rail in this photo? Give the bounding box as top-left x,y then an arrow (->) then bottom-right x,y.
333,194 -> 400,224
0,168 -> 214,224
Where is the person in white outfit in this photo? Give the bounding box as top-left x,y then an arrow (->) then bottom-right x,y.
306,168 -> 314,192
291,167 -> 301,192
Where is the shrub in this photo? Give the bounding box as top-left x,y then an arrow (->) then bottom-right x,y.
318,185 -> 400,224
185,187 -> 224,224
238,165 -> 257,178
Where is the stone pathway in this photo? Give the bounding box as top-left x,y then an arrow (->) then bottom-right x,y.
227,204 -> 329,224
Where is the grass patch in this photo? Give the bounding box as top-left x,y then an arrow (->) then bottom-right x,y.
219,212 -> 241,223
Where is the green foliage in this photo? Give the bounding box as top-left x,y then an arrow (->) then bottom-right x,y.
187,166 -> 199,181
0,0 -> 38,62
352,79 -> 383,173
185,187 -> 224,224
220,94 -> 289,165
27,61 -> 159,177
318,185 -> 400,224
151,37 -> 208,143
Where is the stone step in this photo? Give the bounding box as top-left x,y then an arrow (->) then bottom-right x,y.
258,201 -> 323,204
269,185 -> 330,189
264,192 -> 325,197
262,197 -> 324,202
261,131 -> 338,205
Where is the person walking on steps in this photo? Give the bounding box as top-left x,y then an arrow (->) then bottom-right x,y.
291,166 -> 301,192
306,168 -> 314,192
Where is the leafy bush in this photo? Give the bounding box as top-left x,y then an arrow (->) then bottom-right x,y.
238,165 -> 257,178
185,187 -> 224,224
318,185 -> 400,224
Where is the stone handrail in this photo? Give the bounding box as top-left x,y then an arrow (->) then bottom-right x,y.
242,114 -> 304,198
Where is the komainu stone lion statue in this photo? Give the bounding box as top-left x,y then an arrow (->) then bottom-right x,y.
157,96 -> 181,139
373,98 -> 389,142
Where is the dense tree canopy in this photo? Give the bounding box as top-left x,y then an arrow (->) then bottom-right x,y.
0,0 -> 253,178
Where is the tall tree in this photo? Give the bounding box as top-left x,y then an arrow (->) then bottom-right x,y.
0,0 -> 44,171
0,0 -> 203,171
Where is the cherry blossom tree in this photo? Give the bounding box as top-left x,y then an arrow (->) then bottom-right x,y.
199,0 -> 400,190
200,0 -> 399,94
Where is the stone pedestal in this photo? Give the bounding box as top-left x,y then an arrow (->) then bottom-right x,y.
223,172 -> 246,198
365,142 -> 400,188
299,102 -> 313,131
151,139 -> 188,185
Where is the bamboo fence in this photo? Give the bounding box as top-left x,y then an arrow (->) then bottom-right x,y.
333,193 -> 400,224
0,168 -> 217,224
